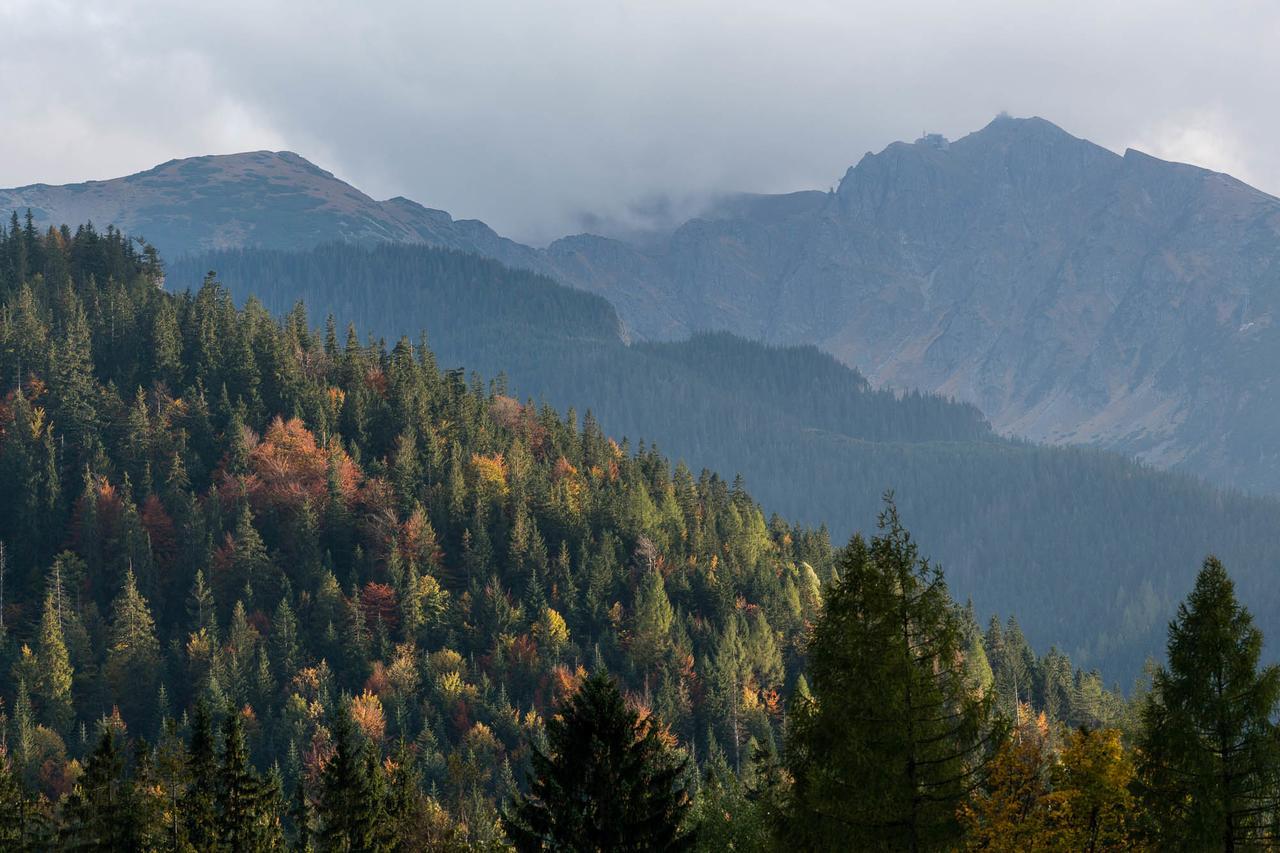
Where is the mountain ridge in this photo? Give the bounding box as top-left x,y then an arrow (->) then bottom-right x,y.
6,117 -> 1280,494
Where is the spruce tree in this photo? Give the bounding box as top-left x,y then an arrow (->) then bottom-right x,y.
35,590 -> 74,734
317,698 -> 384,851
60,727 -> 140,851
1138,556 -> 1280,849
218,707 -> 262,848
502,672 -> 691,851
105,567 -> 161,730
183,700 -> 220,851
785,498 -> 994,851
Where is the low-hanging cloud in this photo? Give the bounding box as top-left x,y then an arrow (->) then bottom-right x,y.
2,0 -> 1278,244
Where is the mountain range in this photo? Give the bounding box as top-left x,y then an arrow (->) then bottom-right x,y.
9,118 -> 1280,677
7,115 -> 1280,496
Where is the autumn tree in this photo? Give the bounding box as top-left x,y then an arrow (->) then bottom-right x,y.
958,706 -> 1052,851
1047,727 -> 1138,851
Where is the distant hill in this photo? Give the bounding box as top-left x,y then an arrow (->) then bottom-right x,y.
0,150 -> 541,270
168,243 -> 1280,679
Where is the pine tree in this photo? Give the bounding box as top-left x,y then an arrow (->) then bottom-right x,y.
1138,556 -> 1280,849
503,673 -> 691,851
785,498 -> 994,851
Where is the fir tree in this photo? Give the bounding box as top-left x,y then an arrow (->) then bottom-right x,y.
785,498 -> 994,851
218,707 -> 262,849
1138,556 -> 1280,849
316,698 -> 384,851
35,591 -> 74,734
60,727 -> 140,851
183,700 -> 220,851
105,567 -> 161,729
503,673 -> 692,851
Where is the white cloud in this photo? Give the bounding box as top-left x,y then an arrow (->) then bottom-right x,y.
2,0 -> 1280,241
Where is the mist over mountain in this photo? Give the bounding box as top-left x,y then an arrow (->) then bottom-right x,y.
546,116 -> 1280,496
6,116 -> 1279,498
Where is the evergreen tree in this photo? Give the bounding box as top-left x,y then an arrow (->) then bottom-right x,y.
0,747 -> 27,849
218,707 -> 262,848
35,590 -> 74,734
503,673 -> 691,851
631,566 -> 675,672
785,498 -> 994,851
183,700 -> 220,851
1138,556 -> 1280,850
60,727 -> 140,850
316,698 -> 384,851
105,567 -> 161,729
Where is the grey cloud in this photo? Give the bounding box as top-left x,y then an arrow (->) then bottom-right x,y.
2,0 -> 1279,244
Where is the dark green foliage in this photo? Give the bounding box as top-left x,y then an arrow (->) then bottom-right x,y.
316,699 -> 386,852
183,701 -> 220,851
1138,557 -> 1280,849
167,241 -> 1280,679
503,673 -> 692,851
59,728 -> 140,851
786,498 -> 994,851
218,708 -> 263,848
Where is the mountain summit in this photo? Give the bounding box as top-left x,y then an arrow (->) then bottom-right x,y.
0,149 -> 539,268
5,118 -> 1280,494
544,116 -> 1280,494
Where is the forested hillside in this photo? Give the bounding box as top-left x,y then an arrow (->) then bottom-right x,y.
5,218 -> 1280,850
170,242 -> 1280,677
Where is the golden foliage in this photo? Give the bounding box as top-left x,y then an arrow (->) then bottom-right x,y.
533,607 -> 570,656
350,690 -> 386,743
470,452 -> 508,498
958,704 -> 1052,851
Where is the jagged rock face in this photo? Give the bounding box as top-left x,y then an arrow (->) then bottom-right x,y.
545,117 -> 1280,494
0,150 -> 541,270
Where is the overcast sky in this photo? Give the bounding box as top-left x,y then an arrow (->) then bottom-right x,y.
2,0 -> 1277,244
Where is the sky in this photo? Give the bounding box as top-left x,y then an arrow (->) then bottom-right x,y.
2,0 -> 1278,245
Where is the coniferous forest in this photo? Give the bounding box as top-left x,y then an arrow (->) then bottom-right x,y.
169,242 -> 1280,678
3,217 -> 1280,850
